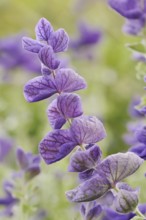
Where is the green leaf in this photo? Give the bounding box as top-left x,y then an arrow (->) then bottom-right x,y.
126,43 -> 146,54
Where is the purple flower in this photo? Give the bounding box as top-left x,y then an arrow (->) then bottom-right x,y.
128,96 -> 144,118
39,116 -> 106,164
24,68 -> 87,102
16,148 -> 41,180
22,18 -> 69,71
0,182 -> 18,217
81,201 -> 102,220
70,22 -> 102,49
68,145 -> 101,172
66,174 -> 110,202
134,125 -> 146,144
69,22 -> 102,60
66,152 -> 143,202
108,0 -> 146,35
0,34 -> 41,74
129,143 -> 146,160
47,93 -> 83,129
0,137 -> 13,162
108,0 -> 142,19
114,189 -> 139,213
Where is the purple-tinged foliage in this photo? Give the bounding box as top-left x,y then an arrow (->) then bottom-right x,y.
48,93 -> 83,129
81,201 -> 102,220
38,46 -> 60,70
66,174 -> 110,202
57,93 -> 83,119
24,68 -> 87,103
129,143 -> 146,160
67,152 -> 143,203
0,138 -> 13,162
23,75 -> 56,102
70,116 -> 106,145
50,28 -> 69,53
39,129 -> 77,164
114,189 -> 139,213
40,115 -> 105,164
47,99 -> 66,129
97,152 -> 143,186
22,37 -> 44,53
68,145 -> 101,172
23,18 -> 69,55
55,68 -> 87,93
35,18 -> 54,42
102,207 -> 135,220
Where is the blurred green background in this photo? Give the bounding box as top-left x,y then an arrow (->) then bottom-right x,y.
0,0 -> 145,219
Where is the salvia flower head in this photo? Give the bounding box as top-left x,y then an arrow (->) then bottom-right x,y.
22,17 -> 69,71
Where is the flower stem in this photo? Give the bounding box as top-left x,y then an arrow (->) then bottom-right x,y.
135,207 -> 145,219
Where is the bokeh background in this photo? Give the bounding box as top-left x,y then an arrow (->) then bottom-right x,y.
0,0 -> 145,219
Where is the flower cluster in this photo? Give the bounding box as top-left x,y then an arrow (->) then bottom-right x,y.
108,0 -> 146,35
22,18 -> 106,164
22,18 -> 145,219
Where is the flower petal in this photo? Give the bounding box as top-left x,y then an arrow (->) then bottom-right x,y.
23,76 -> 57,102
22,37 -> 44,53
68,145 -> 101,172
57,93 -> 83,119
114,189 -> 138,213
70,116 -> 106,145
39,46 -> 60,70
50,28 -> 69,52
47,99 -> 66,129
16,148 -> 29,169
39,129 -> 76,164
98,152 -> 143,185
55,68 -> 87,93
66,174 -> 110,202
108,0 -> 142,19
35,18 -> 53,41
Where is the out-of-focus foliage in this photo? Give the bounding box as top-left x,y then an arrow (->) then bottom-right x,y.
0,0 -> 145,219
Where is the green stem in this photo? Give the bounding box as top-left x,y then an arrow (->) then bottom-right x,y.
135,207 -> 145,219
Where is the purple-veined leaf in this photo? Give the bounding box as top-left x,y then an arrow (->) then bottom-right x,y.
70,116 -> 106,145
23,75 -> 56,102
47,99 -> 66,129
39,129 -> 76,164
55,68 -> 87,93
35,17 -> 53,41
22,37 -> 44,53
51,28 -> 69,52
39,46 -> 60,70
68,145 -> 101,172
